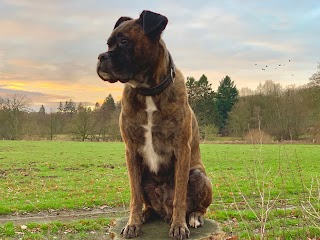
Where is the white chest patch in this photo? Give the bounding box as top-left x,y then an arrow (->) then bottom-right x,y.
141,97 -> 162,174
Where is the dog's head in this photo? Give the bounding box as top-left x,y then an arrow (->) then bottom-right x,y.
97,10 -> 168,85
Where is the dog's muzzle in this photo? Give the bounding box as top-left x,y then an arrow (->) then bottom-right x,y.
96,61 -> 117,83
96,53 -> 131,83
96,52 -> 118,83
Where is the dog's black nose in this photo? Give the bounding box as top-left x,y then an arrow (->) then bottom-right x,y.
98,52 -> 108,60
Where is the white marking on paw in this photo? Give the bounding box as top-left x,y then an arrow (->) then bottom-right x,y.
189,215 -> 201,228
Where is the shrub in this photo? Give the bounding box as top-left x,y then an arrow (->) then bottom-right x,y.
244,129 -> 273,144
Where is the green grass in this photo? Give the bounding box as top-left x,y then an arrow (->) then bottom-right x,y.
0,141 -> 319,238
0,218 -> 111,239
0,141 -> 129,214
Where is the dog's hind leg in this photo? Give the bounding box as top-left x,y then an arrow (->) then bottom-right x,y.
142,206 -> 158,223
141,177 -> 162,223
187,169 -> 212,228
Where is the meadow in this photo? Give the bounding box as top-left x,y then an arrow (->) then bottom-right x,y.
0,141 -> 319,239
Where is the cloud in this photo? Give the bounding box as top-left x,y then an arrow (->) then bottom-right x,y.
0,88 -> 68,101
0,0 -> 319,109
0,86 -> 116,112
0,87 -> 69,110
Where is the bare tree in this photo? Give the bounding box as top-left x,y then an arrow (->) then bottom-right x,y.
0,94 -> 31,139
228,81 -> 310,141
309,62 -> 320,86
48,110 -> 58,140
74,105 -> 97,141
239,87 -> 255,96
256,80 -> 283,96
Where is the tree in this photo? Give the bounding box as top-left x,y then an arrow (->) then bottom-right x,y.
216,75 -> 239,134
101,94 -> 116,112
94,102 -> 100,111
64,99 -> 77,115
0,94 -> 31,139
309,62 -> 320,86
227,81 -> 313,141
57,102 -> 64,113
280,86 -> 307,140
186,75 -> 217,138
74,105 -> 97,141
186,76 -> 197,108
95,94 -> 121,141
255,81 -> 282,139
239,87 -> 255,96
36,105 -> 47,138
228,97 -> 251,137
48,110 -> 58,140
39,105 -> 46,114
256,80 -> 282,96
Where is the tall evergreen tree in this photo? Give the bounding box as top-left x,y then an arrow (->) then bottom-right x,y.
186,75 -> 217,127
101,94 -> 116,112
216,75 -> 239,134
39,105 -> 46,114
64,99 -> 77,115
57,102 -> 64,113
94,102 -> 100,110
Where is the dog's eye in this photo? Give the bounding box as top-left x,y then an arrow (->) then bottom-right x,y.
120,39 -> 129,46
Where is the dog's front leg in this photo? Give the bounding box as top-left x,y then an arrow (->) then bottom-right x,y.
121,148 -> 143,238
169,145 -> 191,239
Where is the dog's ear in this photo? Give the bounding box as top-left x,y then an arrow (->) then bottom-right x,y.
137,10 -> 168,40
114,16 -> 132,29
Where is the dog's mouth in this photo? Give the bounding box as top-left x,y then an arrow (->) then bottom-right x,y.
96,62 -> 130,84
96,66 -> 118,83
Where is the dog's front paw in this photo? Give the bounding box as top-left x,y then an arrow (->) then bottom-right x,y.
121,224 -> 142,238
188,211 -> 204,228
169,222 -> 190,239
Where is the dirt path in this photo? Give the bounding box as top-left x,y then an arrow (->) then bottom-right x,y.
0,207 -> 129,225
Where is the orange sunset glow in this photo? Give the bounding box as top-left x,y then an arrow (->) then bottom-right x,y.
0,1 -> 319,111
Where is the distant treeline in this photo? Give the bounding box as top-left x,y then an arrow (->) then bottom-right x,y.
0,94 -> 121,141
187,74 -> 320,142
1,63 -> 319,142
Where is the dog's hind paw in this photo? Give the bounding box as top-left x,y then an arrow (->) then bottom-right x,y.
121,224 -> 142,238
142,207 -> 157,223
188,212 -> 204,228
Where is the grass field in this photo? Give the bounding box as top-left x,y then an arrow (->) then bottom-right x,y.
0,141 -> 319,239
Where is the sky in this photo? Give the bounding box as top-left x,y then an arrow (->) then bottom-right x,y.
0,0 -> 319,111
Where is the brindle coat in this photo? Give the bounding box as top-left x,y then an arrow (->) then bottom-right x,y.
144,169 -> 212,225
97,10 -> 212,239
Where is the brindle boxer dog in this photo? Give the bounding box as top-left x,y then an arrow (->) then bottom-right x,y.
97,10 -> 212,239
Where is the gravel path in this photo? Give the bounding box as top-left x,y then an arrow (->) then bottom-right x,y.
0,207 -> 128,225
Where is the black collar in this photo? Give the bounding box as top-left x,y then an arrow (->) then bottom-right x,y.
136,52 -> 176,96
